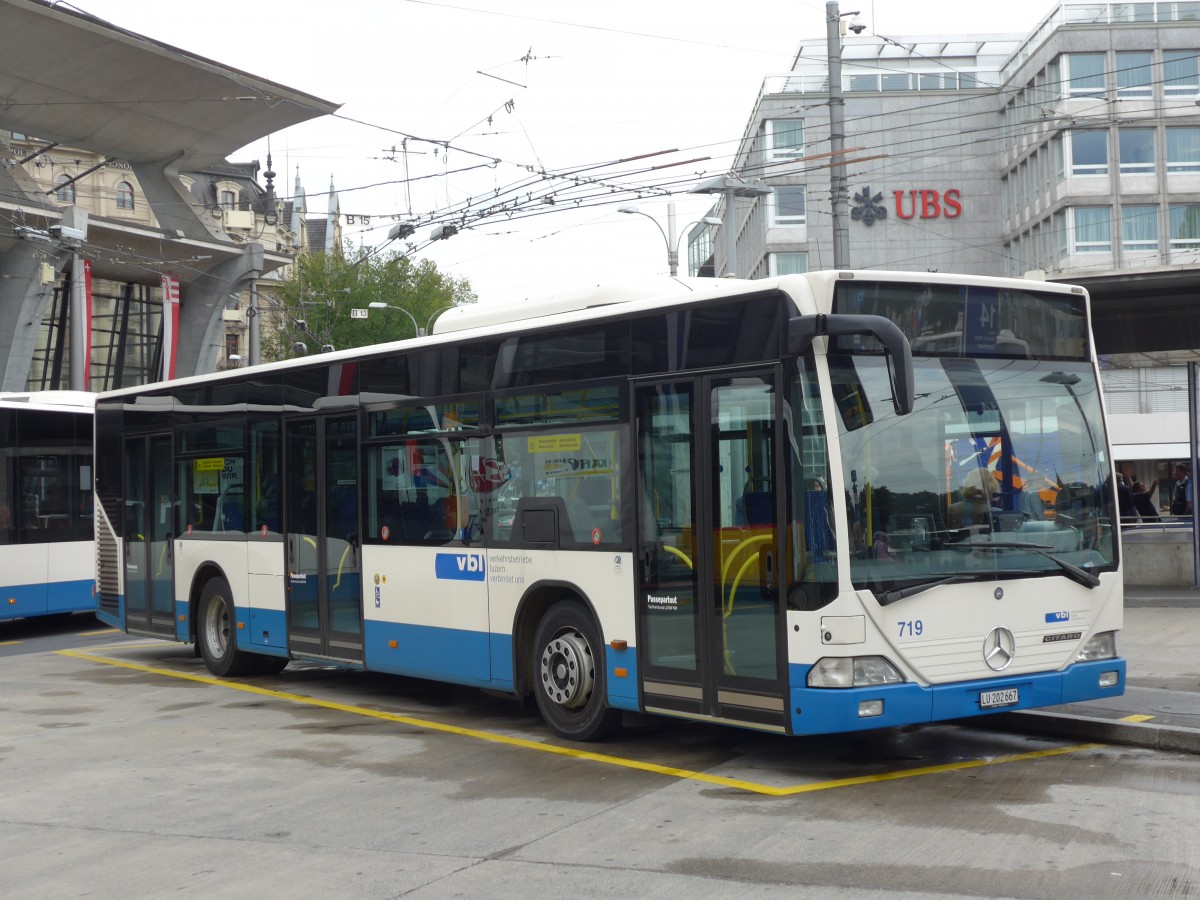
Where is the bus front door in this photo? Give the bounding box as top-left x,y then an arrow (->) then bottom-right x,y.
123,434 -> 175,636
284,416 -> 363,662
635,373 -> 787,731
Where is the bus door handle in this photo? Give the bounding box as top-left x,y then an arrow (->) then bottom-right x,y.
763,549 -> 775,593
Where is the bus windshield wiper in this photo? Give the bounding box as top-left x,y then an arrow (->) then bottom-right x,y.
949,540 -> 1101,589
878,574 -> 976,606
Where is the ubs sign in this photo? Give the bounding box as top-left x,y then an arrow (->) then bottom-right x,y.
851,186 -> 962,226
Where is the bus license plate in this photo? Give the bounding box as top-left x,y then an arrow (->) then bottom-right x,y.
980,688 -> 1019,709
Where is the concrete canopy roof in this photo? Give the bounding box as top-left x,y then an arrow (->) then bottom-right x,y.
0,0 -> 340,169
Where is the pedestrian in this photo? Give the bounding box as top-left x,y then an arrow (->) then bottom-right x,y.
1171,464 -> 1192,517
1131,480 -> 1159,521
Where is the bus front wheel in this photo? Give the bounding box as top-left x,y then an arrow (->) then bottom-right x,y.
532,600 -> 621,741
197,577 -> 259,677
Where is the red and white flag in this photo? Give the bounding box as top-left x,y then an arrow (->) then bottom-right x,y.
161,275 -> 180,380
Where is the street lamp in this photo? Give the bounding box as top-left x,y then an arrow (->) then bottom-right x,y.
426,304 -> 455,334
688,175 -> 773,278
618,203 -> 723,276
368,301 -> 424,337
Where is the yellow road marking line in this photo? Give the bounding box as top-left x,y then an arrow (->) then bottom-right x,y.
0,640 -> 20,646
57,648 -> 1101,797
79,628 -> 119,636
1121,714 -> 1156,723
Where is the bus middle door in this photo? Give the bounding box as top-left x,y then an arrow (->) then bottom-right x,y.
283,415 -> 364,662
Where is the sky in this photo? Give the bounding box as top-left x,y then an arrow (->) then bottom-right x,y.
74,0 -> 1060,307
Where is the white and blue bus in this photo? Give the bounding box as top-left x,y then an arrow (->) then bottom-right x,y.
0,391 -> 95,622
93,272 -> 1124,740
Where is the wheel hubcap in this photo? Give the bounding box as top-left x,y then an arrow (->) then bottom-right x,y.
540,631 -> 594,709
205,598 -> 228,656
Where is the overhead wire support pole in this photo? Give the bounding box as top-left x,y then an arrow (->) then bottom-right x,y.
827,1 -> 851,269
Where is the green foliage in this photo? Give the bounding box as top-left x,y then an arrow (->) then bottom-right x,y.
261,244 -> 476,361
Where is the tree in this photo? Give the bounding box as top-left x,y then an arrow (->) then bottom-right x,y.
261,245 -> 475,360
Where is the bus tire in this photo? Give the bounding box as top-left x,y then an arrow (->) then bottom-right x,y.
197,577 -> 258,677
532,600 -> 621,741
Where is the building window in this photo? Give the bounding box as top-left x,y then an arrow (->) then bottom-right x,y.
1072,207 -> 1111,253
115,181 -> 135,210
1115,51 -> 1153,97
1163,51 -> 1200,97
225,333 -> 241,361
1045,58 -> 1062,103
1118,128 -> 1156,174
771,186 -> 806,226
1110,3 -> 1155,22
219,189 -> 237,211
1166,126 -> 1200,172
1053,210 -> 1069,259
1121,205 -> 1159,251
1169,204 -> 1200,249
766,120 -> 803,161
1065,53 -> 1105,97
1052,134 -> 1065,180
54,175 -> 75,203
769,252 -> 808,276
1068,130 -> 1108,176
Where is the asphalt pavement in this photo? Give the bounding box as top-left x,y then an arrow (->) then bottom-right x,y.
994,585 -> 1200,753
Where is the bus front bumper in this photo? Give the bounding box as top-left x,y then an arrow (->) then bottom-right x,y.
787,658 -> 1126,736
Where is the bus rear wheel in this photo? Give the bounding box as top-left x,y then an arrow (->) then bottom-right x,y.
532,600 -> 621,741
197,577 -> 259,677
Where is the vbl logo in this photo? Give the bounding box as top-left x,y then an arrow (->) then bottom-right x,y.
435,552 -> 486,581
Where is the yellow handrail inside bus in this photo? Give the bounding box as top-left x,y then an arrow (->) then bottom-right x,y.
661,544 -> 693,570
720,534 -> 771,588
333,543 -> 352,591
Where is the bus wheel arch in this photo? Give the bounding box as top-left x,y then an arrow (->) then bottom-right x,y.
515,582 -> 621,741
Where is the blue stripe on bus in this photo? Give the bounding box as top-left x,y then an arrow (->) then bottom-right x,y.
363,620 -> 494,687
604,643 -> 640,711
1,579 -> 94,621
245,607 -> 287,650
788,658 -> 1126,735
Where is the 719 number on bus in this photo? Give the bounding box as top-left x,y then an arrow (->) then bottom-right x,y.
897,620 -> 923,637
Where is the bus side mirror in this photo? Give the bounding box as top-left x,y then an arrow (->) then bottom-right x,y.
788,313 -> 915,415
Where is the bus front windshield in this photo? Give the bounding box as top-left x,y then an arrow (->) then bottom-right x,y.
833,355 -> 1117,598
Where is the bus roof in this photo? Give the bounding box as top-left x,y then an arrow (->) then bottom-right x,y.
0,390 -> 96,412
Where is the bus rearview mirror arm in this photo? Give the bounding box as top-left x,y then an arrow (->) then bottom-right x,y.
788,313 -> 915,415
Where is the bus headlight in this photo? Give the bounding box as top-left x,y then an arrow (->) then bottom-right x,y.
1077,631 -> 1117,662
808,656 -> 905,688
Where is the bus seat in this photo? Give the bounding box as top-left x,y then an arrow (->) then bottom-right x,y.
743,490 -> 775,526
214,488 -> 244,533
